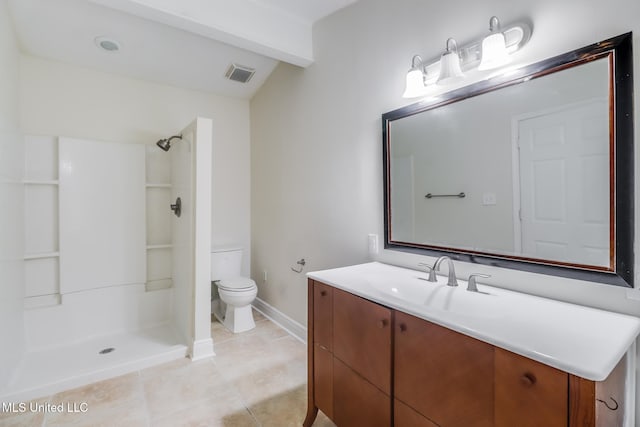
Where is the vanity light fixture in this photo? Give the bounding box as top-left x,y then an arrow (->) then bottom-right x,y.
402,16 -> 531,98
402,55 -> 440,98
436,38 -> 465,85
402,55 -> 428,98
478,16 -> 510,70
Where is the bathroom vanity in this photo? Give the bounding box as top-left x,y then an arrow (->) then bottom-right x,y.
303,262 -> 640,427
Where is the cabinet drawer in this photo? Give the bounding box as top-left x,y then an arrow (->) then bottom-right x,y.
495,347 -> 568,427
314,343 -> 333,419
313,281 -> 333,350
333,288 -> 392,394
334,357 -> 390,427
395,311 -> 493,427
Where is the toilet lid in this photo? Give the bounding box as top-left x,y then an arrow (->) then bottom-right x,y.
217,277 -> 256,291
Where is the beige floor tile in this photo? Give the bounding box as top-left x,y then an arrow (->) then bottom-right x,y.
143,358 -> 234,421
153,393 -> 257,427
252,309 -> 267,322
210,319 -> 237,345
249,319 -> 290,341
3,316 -> 310,427
211,309 -> 271,345
139,356 -> 191,380
213,334 -> 281,381
248,385 -> 307,427
270,335 -> 307,365
44,397 -> 148,427
312,410 -> 337,427
49,373 -> 142,414
232,359 -> 306,407
0,409 -> 46,427
0,397 -> 49,423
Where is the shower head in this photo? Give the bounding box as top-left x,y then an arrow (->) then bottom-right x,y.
156,135 -> 182,151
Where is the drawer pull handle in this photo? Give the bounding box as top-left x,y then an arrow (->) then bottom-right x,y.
520,373 -> 536,387
597,397 -> 619,411
378,319 -> 388,328
320,290 -> 327,296
399,323 -> 407,332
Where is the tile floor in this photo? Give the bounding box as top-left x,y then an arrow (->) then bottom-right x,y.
0,310 -> 336,427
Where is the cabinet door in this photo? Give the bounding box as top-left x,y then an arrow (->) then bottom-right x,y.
314,344 -> 333,419
333,357 -> 391,427
495,347 -> 568,427
313,281 -> 333,350
395,311 -> 494,427
395,399 -> 438,427
333,288 -> 392,394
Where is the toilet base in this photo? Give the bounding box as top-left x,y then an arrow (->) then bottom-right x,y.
223,304 -> 256,333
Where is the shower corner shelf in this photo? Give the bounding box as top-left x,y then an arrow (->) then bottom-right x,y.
146,244 -> 173,250
145,183 -> 172,188
24,294 -> 61,310
145,278 -> 173,292
24,252 -> 60,260
23,179 -> 59,185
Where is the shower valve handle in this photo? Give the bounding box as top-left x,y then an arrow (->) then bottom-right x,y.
171,197 -> 182,217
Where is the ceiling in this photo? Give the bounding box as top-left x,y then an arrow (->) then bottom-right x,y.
7,0 -> 357,99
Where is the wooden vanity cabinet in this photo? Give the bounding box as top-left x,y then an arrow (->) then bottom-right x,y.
571,356 -> 627,427
395,311 -> 494,427
313,281 -> 333,350
333,288 -> 392,395
332,288 -> 392,426
304,279 -> 627,427
494,347 -> 568,427
310,280 -> 334,419
305,281 -> 392,427
394,399 -> 438,427
334,357 -> 391,427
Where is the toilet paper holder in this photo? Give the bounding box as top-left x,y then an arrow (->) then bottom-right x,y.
291,258 -> 306,273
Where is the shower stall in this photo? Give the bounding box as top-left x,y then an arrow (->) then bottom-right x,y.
1,117 -> 213,402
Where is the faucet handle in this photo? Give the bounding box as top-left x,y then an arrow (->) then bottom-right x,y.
467,273 -> 491,292
418,262 -> 438,282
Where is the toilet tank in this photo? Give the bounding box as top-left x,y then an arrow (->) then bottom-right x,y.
211,248 -> 243,280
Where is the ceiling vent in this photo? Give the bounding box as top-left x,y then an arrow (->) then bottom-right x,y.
225,63 -> 255,83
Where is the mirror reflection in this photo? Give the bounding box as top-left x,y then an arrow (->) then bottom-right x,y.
388,57 -> 611,268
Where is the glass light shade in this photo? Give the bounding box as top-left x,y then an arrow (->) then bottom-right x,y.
478,32 -> 510,70
402,68 -> 427,98
436,51 -> 464,85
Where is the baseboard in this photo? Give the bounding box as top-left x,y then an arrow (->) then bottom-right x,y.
252,298 -> 307,344
190,338 -> 215,361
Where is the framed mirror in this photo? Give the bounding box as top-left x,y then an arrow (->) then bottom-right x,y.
383,33 -> 634,287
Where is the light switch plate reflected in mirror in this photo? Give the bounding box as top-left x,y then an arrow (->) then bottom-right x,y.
482,192 -> 497,206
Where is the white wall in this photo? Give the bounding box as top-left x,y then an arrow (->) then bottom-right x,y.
251,0 -> 640,327
19,55 -> 251,277
250,0 -> 640,418
0,0 -> 24,390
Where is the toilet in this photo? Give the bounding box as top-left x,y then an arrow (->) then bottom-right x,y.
210,247 -> 258,333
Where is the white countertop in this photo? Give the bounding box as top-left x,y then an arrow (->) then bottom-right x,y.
307,262 -> 640,381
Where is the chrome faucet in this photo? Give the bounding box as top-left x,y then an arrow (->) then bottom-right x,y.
418,262 -> 437,282
434,256 -> 458,287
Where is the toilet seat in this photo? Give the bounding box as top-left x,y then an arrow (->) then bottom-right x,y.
217,277 -> 256,292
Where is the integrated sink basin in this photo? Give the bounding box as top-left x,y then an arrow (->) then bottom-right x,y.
370,276 -> 502,321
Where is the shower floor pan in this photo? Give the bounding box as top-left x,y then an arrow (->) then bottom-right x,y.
1,324 -> 187,403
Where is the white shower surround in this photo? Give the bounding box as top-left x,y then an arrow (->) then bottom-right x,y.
2,124 -> 213,402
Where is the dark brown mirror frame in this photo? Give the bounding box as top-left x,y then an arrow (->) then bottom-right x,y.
383,32 -> 634,287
